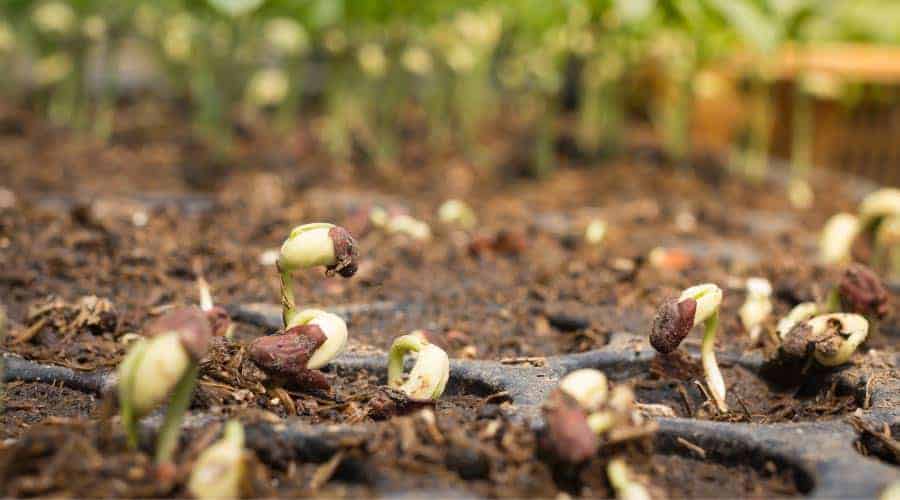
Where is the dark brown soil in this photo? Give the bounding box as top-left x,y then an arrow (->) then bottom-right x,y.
0,100 -> 896,497
631,351 -> 885,422
0,382 -> 98,439
634,454 -> 803,498
194,338 -> 487,424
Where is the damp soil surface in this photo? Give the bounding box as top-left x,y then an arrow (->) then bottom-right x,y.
0,101 -> 896,497
0,410 -> 805,498
629,350 -> 895,423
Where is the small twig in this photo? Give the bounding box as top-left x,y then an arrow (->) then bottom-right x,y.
735,393 -> 754,421
499,356 -> 547,366
417,409 -> 445,445
676,437 -> 707,458
677,383 -> 694,418
10,317 -> 48,344
850,416 -> 900,462
308,451 -> 345,494
693,380 -> 717,414
271,386 -> 297,416
484,391 -> 511,404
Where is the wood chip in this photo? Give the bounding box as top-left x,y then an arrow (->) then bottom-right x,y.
308,451 -> 344,493
676,437 -> 707,458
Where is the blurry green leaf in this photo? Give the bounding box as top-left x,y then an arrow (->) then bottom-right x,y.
708,0 -> 779,51
614,0 -> 656,24
207,0 -> 264,17
309,0 -> 342,28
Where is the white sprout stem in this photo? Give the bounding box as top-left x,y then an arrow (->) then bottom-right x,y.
388,333 -> 449,400
388,334 -> 424,389
701,310 -> 728,413
607,457 -> 651,500
197,275 -> 214,312
279,267 -> 297,328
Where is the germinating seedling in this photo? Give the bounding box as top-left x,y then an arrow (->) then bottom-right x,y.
781,313 -> 869,366
248,308 -> 349,388
188,420 -> 245,500
820,188 -> 900,271
388,331 -> 450,401
117,307 -> 215,464
777,263 -> 886,346
196,272 -> 235,339
542,369 -> 652,498
277,223 -> 358,327
650,284 -> 727,412
739,277 -> 772,344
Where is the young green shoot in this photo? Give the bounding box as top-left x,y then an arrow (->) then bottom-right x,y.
607,457 -> 652,500
196,273 -> 234,339
739,277 -> 772,344
277,223 -> 358,326
117,307 -> 213,464
651,283 -> 727,412
388,331 -> 450,401
820,213 -> 860,265
782,313 -> 869,366
188,420 -> 245,500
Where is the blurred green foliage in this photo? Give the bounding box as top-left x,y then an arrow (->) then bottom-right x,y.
0,0 -> 898,177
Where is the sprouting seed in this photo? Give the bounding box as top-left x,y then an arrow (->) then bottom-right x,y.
388,331 -> 450,401
781,313 -> 869,366
277,223 -> 358,326
247,309 -> 347,390
820,213 -> 860,265
188,420 -> 245,499
542,369 -> 648,464
558,368 -> 608,412
739,277 -> 772,344
118,307 -> 214,463
284,309 -> 348,370
651,284 -> 727,412
859,188 -> 900,230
